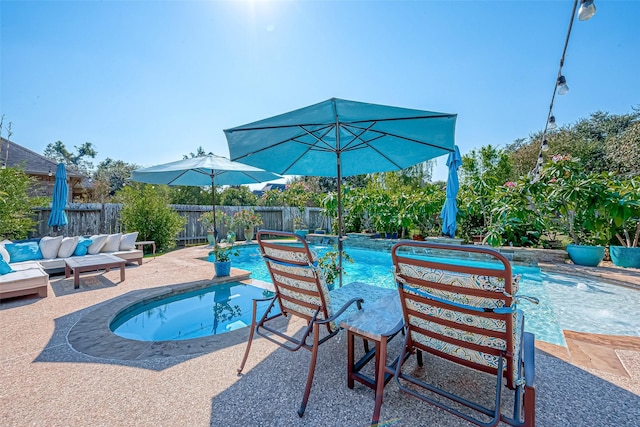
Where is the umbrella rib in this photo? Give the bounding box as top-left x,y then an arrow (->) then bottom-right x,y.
342,123 -> 455,153
231,124 -> 335,162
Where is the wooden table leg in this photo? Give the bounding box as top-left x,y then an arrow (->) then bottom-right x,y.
65,263 -> 71,279
119,263 -> 125,282
347,331 -> 355,389
74,270 -> 80,289
371,337 -> 388,426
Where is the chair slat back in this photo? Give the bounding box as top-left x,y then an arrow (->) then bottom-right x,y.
392,242 -> 521,388
257,231 -> 333,329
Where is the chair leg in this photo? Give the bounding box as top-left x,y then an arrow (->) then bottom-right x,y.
237,300 -> 259,375
523,384 -> 536,427
298,322 -> 321,417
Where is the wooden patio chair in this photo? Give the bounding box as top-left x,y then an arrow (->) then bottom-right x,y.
238,230 -> 394,417
391,242 -> 536,427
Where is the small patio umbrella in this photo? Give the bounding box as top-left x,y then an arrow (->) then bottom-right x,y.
48,163 -> 68,231
225,98 -> 457,286
130,154 -> 281,241
440,145 -> 462,238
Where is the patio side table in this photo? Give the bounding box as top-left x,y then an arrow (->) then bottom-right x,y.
339,292 -> 405,426
135,240 -> 156,258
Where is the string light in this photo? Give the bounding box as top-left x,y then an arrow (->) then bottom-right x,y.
541,138 -> 549,152
557,75 -> 570,95
532,0 -> 595,179
578,0 -> 597,21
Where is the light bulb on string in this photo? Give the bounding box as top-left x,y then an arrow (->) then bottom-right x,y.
578,0 -> 596,21
548,115 -> 557,130
557,76 -> 569,95
537,154 -> 544,166
541,138 -> 549,152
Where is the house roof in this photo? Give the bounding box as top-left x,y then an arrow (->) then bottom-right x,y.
261,183 -> 287,192
0,137 -> 84,178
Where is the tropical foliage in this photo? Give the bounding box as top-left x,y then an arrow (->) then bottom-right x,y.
198,211 -> 232,232
317,246 -> 353,287
209,243 -> 239,262
232,209 -> 262,230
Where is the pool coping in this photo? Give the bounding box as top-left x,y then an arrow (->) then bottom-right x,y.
66,269 -> 278,361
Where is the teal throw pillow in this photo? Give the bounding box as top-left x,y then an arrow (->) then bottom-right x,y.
73,238 -> 93,256
0,258 -> 15,275
5,242 -> 43,263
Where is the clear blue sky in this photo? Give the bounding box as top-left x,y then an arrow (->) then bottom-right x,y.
1,0 -> 638,182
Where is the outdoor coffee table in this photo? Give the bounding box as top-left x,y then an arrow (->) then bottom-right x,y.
64,254 -> 126,289
339,292 -> 405,426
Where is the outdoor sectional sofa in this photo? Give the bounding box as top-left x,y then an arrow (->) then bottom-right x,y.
0,232 -> 143,300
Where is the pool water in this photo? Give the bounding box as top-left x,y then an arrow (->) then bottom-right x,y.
234,245 -> 640,346
111,282 -> 277,341
112,245 -> 640,345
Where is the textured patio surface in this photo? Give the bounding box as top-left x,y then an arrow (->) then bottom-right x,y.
1,245 -> 639,427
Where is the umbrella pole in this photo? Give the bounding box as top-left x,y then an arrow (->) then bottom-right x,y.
336,123 -> 344,288
211,175 -> 217,245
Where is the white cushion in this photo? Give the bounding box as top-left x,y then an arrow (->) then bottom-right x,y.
0,240 -> 11,263
57,236 -> 79,258
39,236 -> 63,259
101,233 -> 123,252
87,235 -> 108,255
119,232 -> 139,250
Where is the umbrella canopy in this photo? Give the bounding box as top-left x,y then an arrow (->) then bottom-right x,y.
130,154 -> 281,240
225,98 -> 457,285
440,145 -> 462,238
48,163 -> 68,230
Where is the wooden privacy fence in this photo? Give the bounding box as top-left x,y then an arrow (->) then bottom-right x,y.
31,204 -> 330,244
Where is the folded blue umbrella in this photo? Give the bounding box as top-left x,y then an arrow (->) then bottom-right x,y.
48,163 -> 68,229
440,145 -> 462,238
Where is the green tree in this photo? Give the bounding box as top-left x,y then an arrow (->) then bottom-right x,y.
605,121 -> 640,177
182,146 -> 211,159
169,186 -> 212,205
506,109 -> 640,178
43,141 -> 97,174
116,183 -> 186,252
217,186 -> 258,206
0,167 -> 48,239
92,158 -> 138,202
458,145 -> 513,240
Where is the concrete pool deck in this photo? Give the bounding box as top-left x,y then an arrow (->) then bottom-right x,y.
1,244 -> 639,426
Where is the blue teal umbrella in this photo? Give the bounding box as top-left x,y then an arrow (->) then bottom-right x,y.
48,163 -> 68,229
440,145 -> 462,238
130,154 -> 281,241
225,98 -> 457,285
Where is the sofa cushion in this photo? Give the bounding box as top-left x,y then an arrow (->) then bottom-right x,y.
5,242 -> 43,263
0,266 -> 48,298
74,238 -> 93,256
0,258 -> 15,275
119,232 -> 139,250
87,235 -> 108,255
58,236 -> 79,258
102,233 -> 123,252
0,240 -> 11,263
39,236 -> 64,259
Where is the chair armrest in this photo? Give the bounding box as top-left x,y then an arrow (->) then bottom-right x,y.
317,297 -> 364,325
251,296 -> 277,303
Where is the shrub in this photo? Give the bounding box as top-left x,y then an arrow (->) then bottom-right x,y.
116,184 -> 186,252
0,167 -> 48,239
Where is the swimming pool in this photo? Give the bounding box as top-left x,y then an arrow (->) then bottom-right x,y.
232,244 -> 640,345
112,244 -> 640,345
